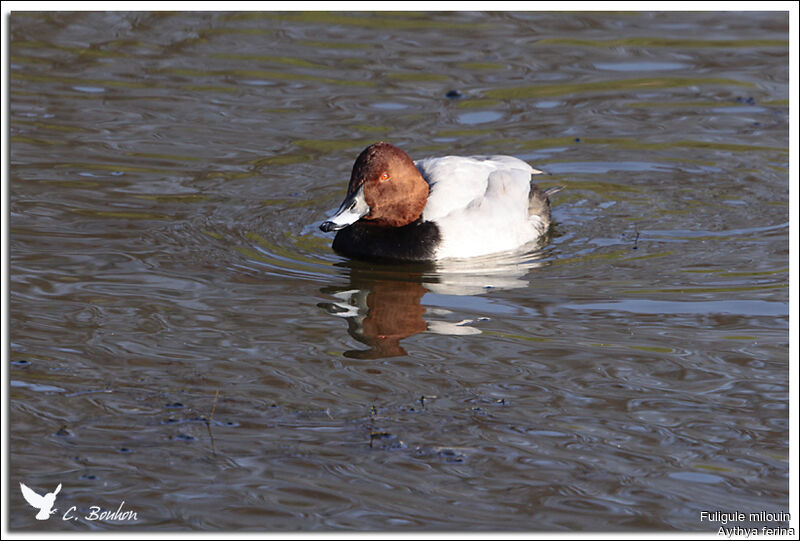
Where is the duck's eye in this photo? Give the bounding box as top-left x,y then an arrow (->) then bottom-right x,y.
379,172 -> 390,182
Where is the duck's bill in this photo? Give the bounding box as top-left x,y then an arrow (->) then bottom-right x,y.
320,185 -> 370,232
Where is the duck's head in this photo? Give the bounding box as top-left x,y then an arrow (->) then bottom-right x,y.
320,142 -> 429,232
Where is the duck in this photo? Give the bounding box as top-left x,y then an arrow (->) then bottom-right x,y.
320,142 -> 560,262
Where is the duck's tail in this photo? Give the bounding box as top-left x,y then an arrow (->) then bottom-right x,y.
528,184 -> 564,218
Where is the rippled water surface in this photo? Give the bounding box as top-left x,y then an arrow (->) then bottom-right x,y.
8,11 -> 790,532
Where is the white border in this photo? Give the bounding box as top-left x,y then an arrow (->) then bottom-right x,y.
2,2 -> 797,540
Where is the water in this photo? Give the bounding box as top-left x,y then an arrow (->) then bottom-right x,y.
8,11 -> 790,532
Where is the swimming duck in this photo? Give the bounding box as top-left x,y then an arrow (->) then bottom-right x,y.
320,142 -> 560,262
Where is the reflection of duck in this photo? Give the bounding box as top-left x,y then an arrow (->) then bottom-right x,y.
320,142 -> 561,262
321,279 -> 429,359
320,253 -> 549,359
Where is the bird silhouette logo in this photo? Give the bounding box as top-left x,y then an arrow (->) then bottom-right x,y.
20,482 -> 61,520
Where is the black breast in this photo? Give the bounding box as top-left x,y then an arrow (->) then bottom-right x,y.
332,219 -> 441,263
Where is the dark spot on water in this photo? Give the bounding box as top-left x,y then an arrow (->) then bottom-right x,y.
574,137 -> 582,143
11,360 -> 31,367
439,448 -> 466,463
118,447 -> 132,453
162,416 -> 180,424
445,89 -> 463,99
80,474 -> 97,480
173,433 -> 195,442
753,122 -> 761,127
165,402 -> 184,409
55,427 -> 73,438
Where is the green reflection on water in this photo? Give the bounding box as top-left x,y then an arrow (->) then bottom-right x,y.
132,194 -> 210,203
242,231 -> 329,269
627,345 -> 675,353
12,71 -> 150,89
478,136 -> 786,155
252,154 -> 314,167
70,209 -> 169,220
179,85 -> 238,93
40,180 -> 101,189
154,68 -> 374,87
436,127 -> 496,137
9,54 -> 53,65
693,464 -> 733,472
351,125 -> 392,134
627,100 -> 788,109
680,267 -> 789,277
10,135 -> 60,146
297,40 -> 370,50
14,119 -> 88,133
388,73 -> 450,82
457,62 -> 507,70
455,99 -> 503,109
53,163 -> 174,174
293,139 -> 376,153
485,77 -> 755,100
211,53 -> 324,69
203,28 -> 273,37
553,248 -> 633,266
125,152 -> 204,162
619,251 -> 675,262
620,284 -> 786,294
555,181 -> 642,194
482,330 -> 550,343
231,11 -> 489,31
259,197 -> 321,210
289,232 -> 330,253
535,37 -> 787,48
11,39 -> 130,58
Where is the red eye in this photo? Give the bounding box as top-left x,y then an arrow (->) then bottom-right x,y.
380,172 -> 390,181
